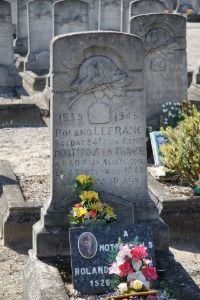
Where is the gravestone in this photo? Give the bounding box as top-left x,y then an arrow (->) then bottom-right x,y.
7,0 -> 17,36
130,0 -> 167,17
14,0 -> 30,55
130,14 -> 187,125
70,223 -> 155,294
177,0 -> 199,13
0,0 -> 21,87
25,0 -> 54,74
33,31 -> 166,259
99,0 -> 122,31
53,0 -> 89,36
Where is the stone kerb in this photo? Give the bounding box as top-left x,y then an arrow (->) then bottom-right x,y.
25,0 -> 55,74
53,0 -> 90,37
0,0 -> 21,87
130,13 -> 188,126
14,0 -> 30,55
32,31 -> 164,258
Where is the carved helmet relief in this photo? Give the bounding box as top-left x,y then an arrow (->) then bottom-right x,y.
144,28 -> 176,54
68,55 -> 131,107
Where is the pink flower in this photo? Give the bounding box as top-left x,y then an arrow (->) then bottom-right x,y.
130,245 -> 148,262
118,261 -> 133,277
142,266 -> 158,281
109,262 -> 120,275
74,203 -> 82,207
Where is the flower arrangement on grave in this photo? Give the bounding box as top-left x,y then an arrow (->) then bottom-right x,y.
108,238 -> 158,298
67,174 -> 117,225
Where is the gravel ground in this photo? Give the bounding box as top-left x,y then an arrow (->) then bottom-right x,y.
0,24 -> 200,300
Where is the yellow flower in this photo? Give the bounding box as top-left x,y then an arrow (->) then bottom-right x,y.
132,280 -> 143,291
79,191 -> 99,202
104,204 -> 116,218
186,9 -> 194,15
76,174 -> 93,185
73,206 -> 87,218
88,202 -> 102,212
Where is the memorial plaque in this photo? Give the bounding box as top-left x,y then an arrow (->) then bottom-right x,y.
150,131 -> 167,165
69,223 -> 155,294
130,14 -> 187,124
53,0 -> 89,36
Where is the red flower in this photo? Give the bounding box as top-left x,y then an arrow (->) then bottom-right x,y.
130,245 -> 148,262
142,266 -> 158,281
118,261 -> 133,277
74,203 -> 82,208
89,210 -> 97,218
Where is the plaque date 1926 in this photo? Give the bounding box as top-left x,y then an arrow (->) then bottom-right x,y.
90,279 -> 110,288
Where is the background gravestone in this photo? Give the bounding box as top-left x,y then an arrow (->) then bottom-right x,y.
53,0 -> 89,36
130,14 -> 187,127
70,223 -> 155,294
130,0 -> 167,17
99,0 -> 122,31
25,0 -> 54,74
7,0 -> 17,36
0,0 -> 21,87
14,0 -> 30,55
177,0 -> 199,13
33,31 -> 164,259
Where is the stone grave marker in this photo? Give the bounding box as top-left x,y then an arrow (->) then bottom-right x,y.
14,0 -> 30,55
177,0 -> 199,14
69,223 -> 155,294
0,0 -> 21,87
25,0 -> 55,74
53,0 -> 89,36
33,31 -> 167,259
130,0 -> 167,17
7,0 -> 17,36
130,14 -> 187,126
99,0 -> 122,31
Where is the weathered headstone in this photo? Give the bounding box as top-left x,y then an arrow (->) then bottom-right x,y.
130,0 -> 167,17
7,0 -> 17,36
130,14 -> 187,125
70,223 -> 155,294
14,0 -> 30,55
25,0 -> 54,74
53,0 -> 89,36
99,0 -> 122,31
177,0 -> 199,13
0,0 -> 21,87
33,31 -> 166,259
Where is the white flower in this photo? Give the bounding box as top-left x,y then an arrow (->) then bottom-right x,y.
171,106 -> 174,110
169,102 -> 172,105
162,104 -> 165,107
127,271 -> 146,283
117,282 -> 128,294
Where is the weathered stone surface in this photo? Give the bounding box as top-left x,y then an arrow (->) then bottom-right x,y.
130,14 -> 187,126
53,0 -> 90,36
0,0 -> 21,87
14,0 -> 30,55
130,0 -> 167,17
32,31 -> 162,258
25,0 -> 54,73
177,0 -> 199,13
0,160 -> 41,246
99,0 -> 122,31
7,0 -> 17,35
23,250 -> 68,300
70,223 -> 155,294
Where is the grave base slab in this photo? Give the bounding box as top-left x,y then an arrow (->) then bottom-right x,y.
0,160 -> 41,247
21,71 -> 47,92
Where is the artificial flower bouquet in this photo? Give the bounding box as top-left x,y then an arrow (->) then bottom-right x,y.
67,174 -> 117,225
108,240 -> 158,299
